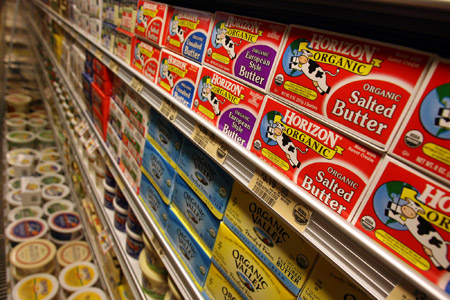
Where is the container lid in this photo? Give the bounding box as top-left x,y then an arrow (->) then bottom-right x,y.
37,130 -> 55,143
6,112 -> 27,119
49,212 -> 81,234
56,241 -> 92,268
67,287 -> 107,300
59,261 -> 99,292
6,131 -> 35,143
35,162 -> 62,175
103,179 -> 116,192
7,148 -> 38,165
28,118 -> 47,127
49,232 -> 84,246
8,178 -> 21,190
43,199 -> 74,217
139,251 -> 167,284
40,174 -> 66,186
12,153 -> 34,168
12,273 -> 59,300
6,118 -> 27,127
41,184 -> 70,201
8,206 -> 44,222
28,112 -> 47,119
113,197 -> 128,214
7,189 -> 23,207
41,147 -> 58,154
6,217 -> 48,244
39,152 -> 60,163
5,93 -> 32,105
10,239 -> 56,271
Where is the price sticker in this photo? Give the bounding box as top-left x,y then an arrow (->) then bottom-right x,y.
95,48 -> 103,60
130,76 -> 144,93
159,98 -> 178,121
109,60 -> 119,74
85,136 -> 99,154
74,121 -> 88,137
191,123 -> 228,164
387,279 -> 430,300
249,169 -> 312,232
97,229 -> 112,254
83,39 -> 90,49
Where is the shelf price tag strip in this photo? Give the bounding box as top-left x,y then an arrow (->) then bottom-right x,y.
109,59 -> 119,74
191,122 -> 228,164
160,98 -> 178,122
387,278 -> 431,300
130,76 -> 144,93
95,48 -> 103,60
249,169 -> 312,233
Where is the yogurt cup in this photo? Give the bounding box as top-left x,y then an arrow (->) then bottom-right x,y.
5,93 -> 32,113
114,198 -> 128,232
39,152 -> 61,163
40,174 -> 66,186
41,147 -> 58,154
56,241 -> 92,269
6,118 -> 27,131
11,260 -> 56,281
103,179 -> 115,210
10,239 -> 57,279
105,166 -> 116,188
35,162 -> 62,176
48,212 -> 82,242
43,199 -> 74,219
94,163 -> 105,187
139,251 -> 169,298
59,262 -> 99,294
50,232 -> 84,247
7,148 -> 38,165
6,130 -> 36,149
126,223 -> 144,259
28,112 -> 46,120
115,186 -> 128,210
28,118 -> 48,133
41,184 -> 70,202
8,178 -> 21,190
67,287 -> 107,300
6,112 -> 27,119
12,273 -> 59,300
37,130 -> 55,149
8,206 -> 44,222
6,217 -> 49,246
127,206 -> 142,235
142,233 -> 167,274
7,189 -> 23,207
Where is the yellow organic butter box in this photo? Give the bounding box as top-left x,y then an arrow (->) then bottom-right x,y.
203,263 -> 245,300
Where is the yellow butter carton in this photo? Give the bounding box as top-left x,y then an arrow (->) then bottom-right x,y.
212,223 -> 296,300
300,257 -> 372,300
203,263 -> 245,300
224,182 -> 319,295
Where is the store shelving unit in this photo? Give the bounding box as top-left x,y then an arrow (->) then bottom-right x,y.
29,1 -> 450,300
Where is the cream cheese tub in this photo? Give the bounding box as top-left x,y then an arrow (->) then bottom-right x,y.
59,261 -> 99,294
49,212 -> 82,242
12,273 -> 59,300
10,239 -> 57,279
113,198 -> 128,232
67,287 -> 107,300
8,206 -> 44,222
6,118 -> 27,131
7,189 -> 23,207
6,112 -> 27,119
43,199 -> 75,219
125,224 -> 144,259
28,118 -> 48,133
35,162 -> 62,176
11,260 -> 56,281
12,153 -> 34,177
142,233 -> 167,274
6,131 -> 36,149
39,152 -> 61,163
103,179 -> 115,210
6,217 -> 49,246
56,241 -> 92,269
50,233 -> 84,247
7,148 -> 38,165
8,178 -> 21,190
41,184 -> 70,202
37,130 -> 56,149
28,112 -> 47,120
139,251 -> 169,298
40,174 -> 66,186
5,93 -> 32,113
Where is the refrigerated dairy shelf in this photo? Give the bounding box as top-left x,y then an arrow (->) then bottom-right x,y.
30,1 -> 450,300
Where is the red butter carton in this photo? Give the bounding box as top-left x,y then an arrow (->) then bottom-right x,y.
131,38 -> 161,83
156,49 -> 201,108
250,97 -> 382,220
135,0 -> 168,46
390,58 -> 450,184
192,67 -> 265,148
204,12 -> 287,92
353,157 -> 450,292
163,6 -> 213,64
270,25 -> 433,150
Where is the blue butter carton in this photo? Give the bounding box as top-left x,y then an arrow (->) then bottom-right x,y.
165,206 -> 211,290
177,138 -> 234,220
171,175 -> 220,251
147,109 -> 184,165
138,172 -> 170,230
141,140 -> 176,205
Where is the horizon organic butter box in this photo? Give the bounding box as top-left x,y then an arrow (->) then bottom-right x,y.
131,38 -> 161,83
135,0 -> 168,46
192,66 -> 265,148
250,96 -> 382,220
390,58 -> 450,184
204,12 -> 287,92
269,25 -> 433,150
352,156 -> 450,292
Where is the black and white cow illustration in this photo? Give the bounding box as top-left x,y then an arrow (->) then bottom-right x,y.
171,17 -> 185,43
385,197 -> 450,271
161,63 -> 174,88
134,47 -> 145,67
289,49 -> 339,95
201,82 -> 224,115
266,122 -> 308,168
215,27 -> 241,60
137,6 -> 149,30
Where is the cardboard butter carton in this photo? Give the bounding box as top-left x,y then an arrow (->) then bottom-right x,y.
131,38 -> 161,83
101,21 -> 116,53
106,124 -> 122,163
269,25 -> 433,150
119,146 -> 141,193
202,263 -> 245,300
108,97 -> 126,137
352,156 -> 450,291
135,0 -> 168,46
390,58 -> 450,184
192,66 -> 265,148
156,49 -> 202,108
250,97 -> 382,220
163,6 -> 213,64
299,256 -> 372,300
212,223 -> 296,300
177,138 -> 234,220
224,182 -> 319,295
122,118 -> 146,165
139,172 -> 169,231
102,0 -> 119,26
119,0 -> 138,33
114,27 -> 136,65
123,89 -> 150,138
204,12 -> 287,92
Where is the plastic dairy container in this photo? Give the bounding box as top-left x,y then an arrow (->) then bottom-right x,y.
105,166 -> 116,188
142,233 -> 167,274
50,233 -> 84,247
39,152 -> 61,164
37,130 -> 56,149
6,217 -> 49,246
40,174 -> 66,186
12,153 -> 34,177
8,178 -> 21,190
12,273 -> 59,300
8,166 -> 15,178
115,186 -> 128,209
5,93 -> 32,113
8,206 -> 44,222
40,146 -> 58,154
66,287 -> 108,300
35,162 -> 63,176
41,184 -> 70,202
7,148 -> 38,165
28,111 -> 47,119
48,212 -> 82,242
114,198 -> 128,232
6,131 -> 36,149
10,239 -> 57,279
103,179 -> 115,210
11,260 -> 56,281
56,241 -> 93,269
127,206 -> 142,235
6,112 -> 27,119
125,223 -> 144,259
7,189 -> 24,207
168,276 -> 182,300
94,162 -> 105,187
6,118 -> 27,131
59,261 -> 99,294
139,251 -> 169,298
43,199 -> 75,219
28,118 -> 48,133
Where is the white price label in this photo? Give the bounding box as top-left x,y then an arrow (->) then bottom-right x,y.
387,279 -> 431,300
159,98 -> 178,121
74,121 -> 88,137
85,136 -> 99,154
95,48 -> 104,60
130,76 -> 144,93
191,123 -> 228,164
109,60 -> 119,74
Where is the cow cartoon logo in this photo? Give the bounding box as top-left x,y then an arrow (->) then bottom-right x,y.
159,58 -> 174,88
169,15 -> 186,43
134,43 -> 145,67
212,22 -> 241,60
136,4 -> 148,30
198,76 -> 225,116
372,181 -> 450,271
419,82 -> 450,139
260,111 -> 308,169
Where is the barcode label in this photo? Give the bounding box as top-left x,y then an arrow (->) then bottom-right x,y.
159,99 -> 178,121
252,186 -> 276,207
191,123 -> 228,164
130,76 -> 144,93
